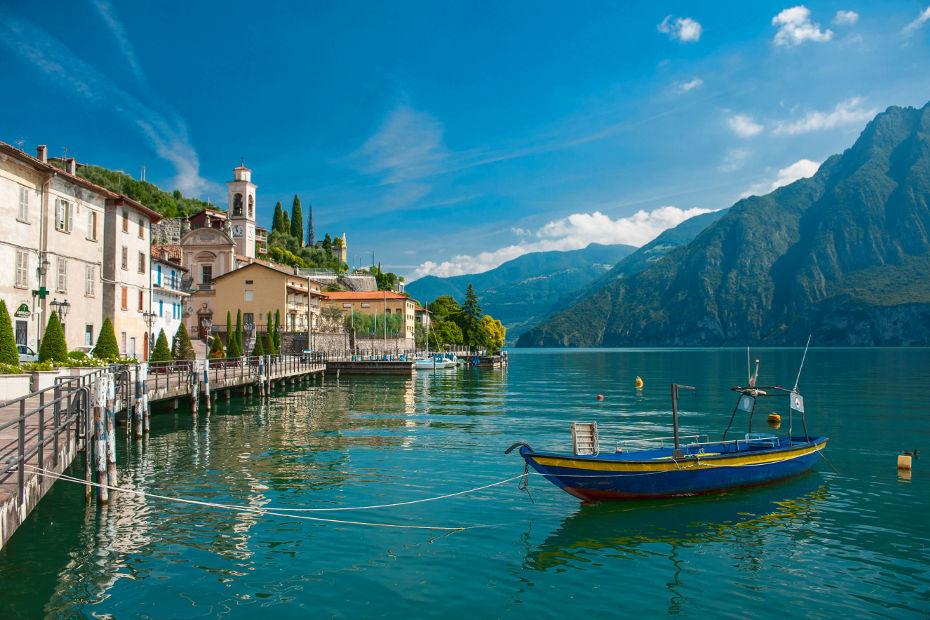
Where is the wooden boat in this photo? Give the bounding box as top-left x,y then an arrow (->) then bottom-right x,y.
507,357 -> 827,501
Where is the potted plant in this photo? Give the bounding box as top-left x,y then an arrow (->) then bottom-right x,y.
0,301 -> 31,402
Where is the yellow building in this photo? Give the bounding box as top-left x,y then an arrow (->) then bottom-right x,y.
212,262 -> 322,341
321,291 -> 416,342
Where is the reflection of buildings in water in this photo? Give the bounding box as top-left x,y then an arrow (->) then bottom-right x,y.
525,476 -> 828,574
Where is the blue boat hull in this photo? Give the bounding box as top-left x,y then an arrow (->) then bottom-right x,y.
519,436 -> 828,501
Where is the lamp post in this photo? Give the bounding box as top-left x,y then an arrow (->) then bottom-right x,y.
143,311 -> 157,349
49,298 -> 70,320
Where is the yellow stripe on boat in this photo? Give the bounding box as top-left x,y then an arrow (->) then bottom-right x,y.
532,441 -> 827,473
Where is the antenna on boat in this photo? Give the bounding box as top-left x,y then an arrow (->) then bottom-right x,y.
792,334 -> 812,392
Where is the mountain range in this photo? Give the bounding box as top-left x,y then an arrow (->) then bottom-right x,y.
518,102 -> 930,347
406,243 -> 635,338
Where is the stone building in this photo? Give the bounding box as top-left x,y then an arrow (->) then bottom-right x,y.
0,142 -> 118,353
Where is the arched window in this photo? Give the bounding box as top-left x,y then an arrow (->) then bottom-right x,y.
248,194 -> 254,218
233,193 -> 243,216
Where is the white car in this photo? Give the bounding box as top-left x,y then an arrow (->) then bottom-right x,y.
17,344 -> 37,363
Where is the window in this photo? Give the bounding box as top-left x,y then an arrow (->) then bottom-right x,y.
233,193 -> 243,216
121,332 -> 127,355
121,246 -> 128,270
138,217 -> 145,239
122,209 -> 129,232
84,324 -> 93,347
15,251 -> 29,288
18,186 -> 29,221
248,194 -> 254,218
158,300 -> 164,316
138,290 -> 144,312
244,290 -> 254,301
170,271 -> 177,288
201,265 -> 212,285
15,320 -> 27,346
121,286 -> 128,310
85,265 -> 95,297
56,257 -> 67,292
55,199 -> 72,232
138,251 -> 146,274
87,210 -> 98,241
155,264 -> 162,286
129,337 -> 136,358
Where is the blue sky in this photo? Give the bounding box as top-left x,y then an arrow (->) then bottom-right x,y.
2,1 -> 930,280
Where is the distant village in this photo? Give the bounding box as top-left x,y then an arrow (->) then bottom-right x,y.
0,141 -> 429,360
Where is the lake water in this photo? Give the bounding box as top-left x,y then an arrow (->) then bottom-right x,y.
1,348 -> 928,618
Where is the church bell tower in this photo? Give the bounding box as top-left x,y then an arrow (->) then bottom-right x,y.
227,164 -> 257,259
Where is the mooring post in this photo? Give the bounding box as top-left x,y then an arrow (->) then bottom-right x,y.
105,371 -> 118,492
94,374 -> 109,504
84,385 -> 93,502
266,355 -> 272,394
257,356 -> 265,397
134,363 -> 145,439
204,358 -> 212,411
190,361 -> 200,413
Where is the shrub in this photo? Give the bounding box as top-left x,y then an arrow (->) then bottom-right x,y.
39,312 -> 68,363
92,318 -> 120,360
150,329 -> 172,362
0,362 -> 25,375
172,323 -> 195,360
0,300 -> 19,367
251,332 -> 265,356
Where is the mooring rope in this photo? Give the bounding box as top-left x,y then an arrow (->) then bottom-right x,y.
25,465 -> 476,532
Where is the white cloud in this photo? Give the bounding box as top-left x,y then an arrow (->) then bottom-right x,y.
0,8 -> 218,196
719,148 -> 751,173
833,10 -> 859,26
672,77 -> 704,94
741,158 -> 821,198
903,7 -> 930,34
772,97 -> 877,135
91,0 -> 146,86
772,6 -> 833,46
658,15 -> 703,43
728,114 -> 764,138
358,104 -> 447,183
413,206 -> 713,278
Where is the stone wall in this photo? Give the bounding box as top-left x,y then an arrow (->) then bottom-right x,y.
153,217 -> 184,245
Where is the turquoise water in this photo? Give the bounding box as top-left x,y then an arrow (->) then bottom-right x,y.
1,348 -> 928,618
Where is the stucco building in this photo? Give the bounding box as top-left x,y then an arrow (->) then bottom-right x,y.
321,291 -> 416,342
151,251 -> 189,346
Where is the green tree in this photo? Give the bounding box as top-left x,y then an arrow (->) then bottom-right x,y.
322,233 -> 332,252
251,331 -> 265,356
262,332 -> 273,355
92,317 -> 120,360
428,295 -> 463,321
233,309 -> 243,356
463,284 -> 482,321
273,309 -> 281,352
0,300 -> 20,366
208,334 -> 225,359
150,329 -> 172,362
282,211 -> 290,235
39,311 -> 68,363
290,194 -> 303,244
171,323 -> 195,360
481,315 -> 506,354
272,201 -> 284,233
429,320 -> 463,349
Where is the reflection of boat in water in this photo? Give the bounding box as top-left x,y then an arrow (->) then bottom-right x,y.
526,475 -> 828,571
508,356 -> 827,501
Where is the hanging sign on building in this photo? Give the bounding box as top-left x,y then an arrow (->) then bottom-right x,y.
14,303 -> 30,318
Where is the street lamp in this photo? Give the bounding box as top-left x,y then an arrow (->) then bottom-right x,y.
49,298 -> 70,320
143,311 -> 157,347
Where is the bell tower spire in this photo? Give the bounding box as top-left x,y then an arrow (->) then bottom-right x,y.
227,163 -> 257,259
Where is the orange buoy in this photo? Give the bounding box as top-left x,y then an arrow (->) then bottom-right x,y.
767,413 -> 781,424
634,376 -> 644,389
898,452 -> 914,471
596,394 -> 605,401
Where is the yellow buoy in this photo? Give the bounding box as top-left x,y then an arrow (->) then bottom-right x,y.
898,453 -> 913,471
767,413 -> 781,424
634,376 -> 644,389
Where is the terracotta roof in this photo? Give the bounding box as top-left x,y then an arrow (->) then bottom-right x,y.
323,290 -> 410,301
213,260 -> 299,281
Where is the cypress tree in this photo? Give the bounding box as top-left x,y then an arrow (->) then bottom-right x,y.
235,310 -> 243,348
265,311 -> 276,354
272,201 -> 284,233
0,300 -> 20,366
282,211 -> 290,236
463,284 -> 482,320
273,309 -> 281,353
39,311 -> 68,363
92,317 -> 120,360
307,203 -> 315,245
150,329 -> 172,362
208,334 -> 225,359
290,194 -> 303,244
171,323 -> 195,360
225,310 -> 232,345
251,331 -> 265,356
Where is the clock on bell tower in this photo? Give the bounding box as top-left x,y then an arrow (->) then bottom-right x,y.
227,164 -> 257,259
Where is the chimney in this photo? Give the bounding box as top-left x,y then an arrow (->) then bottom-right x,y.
66,157 -> 76,175
36,145 -> 48,162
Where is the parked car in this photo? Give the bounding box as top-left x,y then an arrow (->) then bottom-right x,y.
18,344 -> 37,363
